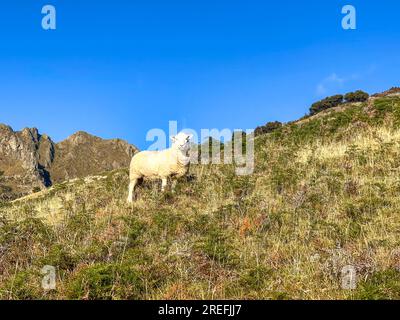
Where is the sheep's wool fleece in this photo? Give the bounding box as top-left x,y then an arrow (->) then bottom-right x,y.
129,147 -> 189,179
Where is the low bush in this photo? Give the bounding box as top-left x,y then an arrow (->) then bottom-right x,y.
344,90 -> 369,103
254,121 -> 282,137
310,95 -> 344,115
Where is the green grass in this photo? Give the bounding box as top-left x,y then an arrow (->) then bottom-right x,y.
1,96 -> 400,299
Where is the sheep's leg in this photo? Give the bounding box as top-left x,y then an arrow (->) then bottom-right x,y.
161,178 -> 168,192
127,179 -> 138,203
171,179 -> 177,192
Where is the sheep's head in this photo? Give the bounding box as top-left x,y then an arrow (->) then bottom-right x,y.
171,132 -> 193,153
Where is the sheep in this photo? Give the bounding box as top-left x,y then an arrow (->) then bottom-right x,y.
127,132 -> 193,203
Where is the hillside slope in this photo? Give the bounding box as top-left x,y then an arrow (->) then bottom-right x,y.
1,95 -> 400,299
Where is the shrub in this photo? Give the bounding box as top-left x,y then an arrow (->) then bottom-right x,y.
0,270 -> 42,300
42,245 -> 77,271
344,90 -> 369,103
0,217 -> 54,270
310,94 -> 344,115
254,121 -> 282,137
353,269 -> 400,300
239,266 -> 271,291
199,227 -> 238,267
67,263 -> 146,300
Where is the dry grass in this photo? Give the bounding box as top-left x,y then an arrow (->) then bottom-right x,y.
1,97 -> 400,300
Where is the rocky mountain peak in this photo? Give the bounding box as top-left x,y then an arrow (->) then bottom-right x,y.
0,123 -> 13,132
66,131 -> 98,145
0,125 -> 138,200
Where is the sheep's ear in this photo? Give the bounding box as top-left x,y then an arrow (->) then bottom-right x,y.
170,135 -> 177,143
187,134 -> 193,141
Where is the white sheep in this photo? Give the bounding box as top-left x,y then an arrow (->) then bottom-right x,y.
127,132 -> 193,203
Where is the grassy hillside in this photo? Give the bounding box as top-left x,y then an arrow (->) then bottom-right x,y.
1,96 -> 400,300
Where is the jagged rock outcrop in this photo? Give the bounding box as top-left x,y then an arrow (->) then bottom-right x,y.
0,125 -> 137,200
0,125 -> 52,199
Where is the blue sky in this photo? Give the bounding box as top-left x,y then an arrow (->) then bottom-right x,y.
0,0 -> 399,149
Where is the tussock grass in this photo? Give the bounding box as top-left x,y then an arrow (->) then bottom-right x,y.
1,97 -> 400,300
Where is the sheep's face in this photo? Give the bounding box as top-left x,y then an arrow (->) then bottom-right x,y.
171,132 -> 193,153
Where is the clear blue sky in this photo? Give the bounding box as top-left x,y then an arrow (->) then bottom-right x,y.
1,0 -> 399,149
